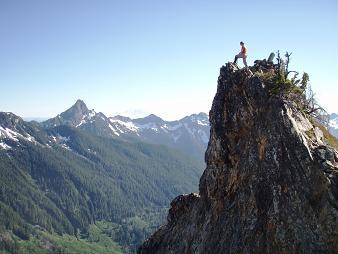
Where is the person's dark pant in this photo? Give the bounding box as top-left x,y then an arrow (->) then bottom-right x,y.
233,53 -> 247,67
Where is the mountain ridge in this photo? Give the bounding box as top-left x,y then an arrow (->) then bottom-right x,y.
42,101 -> 210,160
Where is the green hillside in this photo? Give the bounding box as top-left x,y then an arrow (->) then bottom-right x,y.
0,124 -> 204,253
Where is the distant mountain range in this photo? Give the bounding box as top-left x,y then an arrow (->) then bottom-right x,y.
329,113 -> 338,138
23,100 -> 338,149
43,99 -> 210,160
0,100 -> 208,253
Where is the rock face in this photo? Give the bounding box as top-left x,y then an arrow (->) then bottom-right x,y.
138,63 -> 338,253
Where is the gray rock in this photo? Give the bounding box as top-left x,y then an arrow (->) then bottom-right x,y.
139,62 -> 338,254
314,146 -> 336,163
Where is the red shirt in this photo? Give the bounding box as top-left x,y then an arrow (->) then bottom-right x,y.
241,46 -> 247,55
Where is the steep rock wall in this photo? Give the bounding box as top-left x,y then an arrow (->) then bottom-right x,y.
139,63 -> 338,254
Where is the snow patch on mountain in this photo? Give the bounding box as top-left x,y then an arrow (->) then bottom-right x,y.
108,113 -> 211,158
48,134 -> 72,151
0,141 -> 11,150
329,113 -> 338,139
74,109 -> 97,127
60,143 -> 72,151
88,110 -> 96,119
108,113 -> 210,144
0,126 -> 36,144
329,117 -> 338,129
76,119 -> 86,127
109,119 -> 140,132
108,124 -> 121,136
197,120 -> 208,126
0,126 -> 19,141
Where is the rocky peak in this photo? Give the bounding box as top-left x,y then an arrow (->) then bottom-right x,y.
62,99 -> 90,121
110,115 -> 133,122
43,99 -> 95,128
0,112 -> 26,144
139,62 -> 338,253
0,112 -> 36,138
181,112 -> 209,125
73,99 -> 89,112
134,114 -> 164,125
0,112 -> 47,148
0,112 -> 24,128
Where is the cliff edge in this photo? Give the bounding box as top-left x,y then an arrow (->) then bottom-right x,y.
139,62 -> 338,254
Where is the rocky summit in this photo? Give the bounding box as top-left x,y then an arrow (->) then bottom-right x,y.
139,62 -> 338,253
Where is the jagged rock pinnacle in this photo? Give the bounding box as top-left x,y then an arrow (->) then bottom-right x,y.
138,62 -> 338,254
43,99 -> 91,128
70,99 -> 89,115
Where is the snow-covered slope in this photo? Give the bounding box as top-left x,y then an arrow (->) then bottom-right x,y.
0,112 -> 79,151
42,100 -> 210,160
109,112 -> 210,159
0,112 -> 40,150
109,113 -> 209,143
329,113 -> 338,138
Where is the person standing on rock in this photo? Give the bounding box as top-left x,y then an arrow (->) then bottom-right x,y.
234,41 -> 248,68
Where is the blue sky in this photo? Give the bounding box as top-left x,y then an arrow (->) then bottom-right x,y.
1,0 -> 337,120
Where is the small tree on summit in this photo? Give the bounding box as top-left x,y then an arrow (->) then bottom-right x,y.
257,51 -> 329,127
